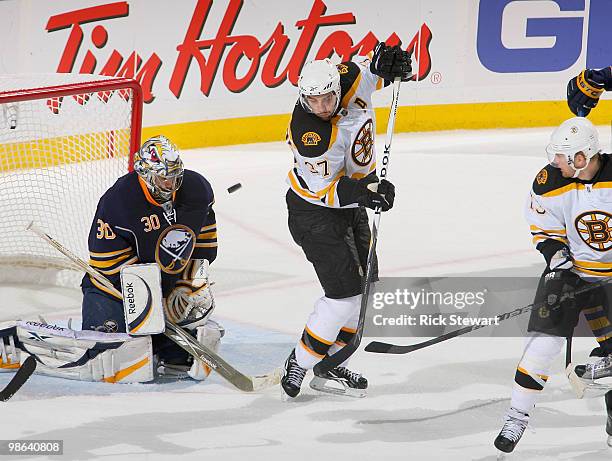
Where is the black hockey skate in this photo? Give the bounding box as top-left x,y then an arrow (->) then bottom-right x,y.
494,407 -> 529,454
309,365 -> 368,398
606,391 -> 612,448
281,349 -> 307,399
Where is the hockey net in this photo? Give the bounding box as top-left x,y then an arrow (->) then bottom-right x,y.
0,75 -> 142,286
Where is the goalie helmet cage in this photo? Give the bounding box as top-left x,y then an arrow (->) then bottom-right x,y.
0,75 -> 143,286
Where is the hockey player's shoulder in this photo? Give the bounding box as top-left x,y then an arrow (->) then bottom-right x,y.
595,153 -> 612,181
179,169 -> 214,204
101,171 -> 139,202
531,164 -> 572,197
337,61 -> 361,97
289,103 -> 335,158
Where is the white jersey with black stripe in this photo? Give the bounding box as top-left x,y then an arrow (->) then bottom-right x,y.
526,155 -> 612,279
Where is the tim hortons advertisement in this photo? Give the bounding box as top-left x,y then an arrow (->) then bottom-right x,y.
0,0 -> 434,126
2,1 -> 610,128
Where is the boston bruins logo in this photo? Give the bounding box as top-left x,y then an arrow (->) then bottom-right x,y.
301,131 -> 321,146
575,211 -> 612,251
155,224 -> 196,274
337,64 -> 349,74
536,169 -> 548,185
352,119 -> 374,167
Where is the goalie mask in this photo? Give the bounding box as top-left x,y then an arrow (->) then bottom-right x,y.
134,135 -> 184,201
298,59 -> 341,119
545,117 -> 601,178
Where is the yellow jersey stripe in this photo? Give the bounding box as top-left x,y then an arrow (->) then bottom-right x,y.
97,256 -> 139,275
288,170 -> 321,200
90,251 -> 134,269
573,259 -> 612,269
195,242 -> 218,248
574,267 -> 612,276
529,225 -> 567,235
341,72 -> 362,108
89,275 -> 122,300
89,247 -> 133,258
200,224 -> 216,232
541,183 -> 583,197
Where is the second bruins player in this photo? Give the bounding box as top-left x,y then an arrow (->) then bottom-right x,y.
494,117 -> 612,453
280,42 -> 411,398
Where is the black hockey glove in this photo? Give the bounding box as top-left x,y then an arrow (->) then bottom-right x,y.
567,67 -> 612,116
541,269 -> 580,315
536,239 -> 572,272
535,238 -> 579,321
337,174 -> 395,211
370,42 -> 412,82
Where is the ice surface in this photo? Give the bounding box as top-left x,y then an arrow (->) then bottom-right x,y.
1,126 -> 611,460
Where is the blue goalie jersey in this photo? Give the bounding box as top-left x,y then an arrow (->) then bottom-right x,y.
82,169 -> 218,299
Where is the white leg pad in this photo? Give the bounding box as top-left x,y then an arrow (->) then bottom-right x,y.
296,295 -> 360,369
188,319 -> 224,381
16,320 -> 153,383
511,333 -> 565,413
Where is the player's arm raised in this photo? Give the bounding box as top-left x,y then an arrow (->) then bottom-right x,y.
567,66 -> 612,116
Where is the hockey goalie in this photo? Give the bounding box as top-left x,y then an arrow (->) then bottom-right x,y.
0,136 -> 224,384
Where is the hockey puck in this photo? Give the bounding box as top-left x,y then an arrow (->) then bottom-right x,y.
227,183 -> 242,194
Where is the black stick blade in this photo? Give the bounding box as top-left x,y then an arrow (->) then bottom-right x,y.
313,344 -> 358,375
364,341 -> 421,354
364,341 -> 394,353
0,355 -> 36,402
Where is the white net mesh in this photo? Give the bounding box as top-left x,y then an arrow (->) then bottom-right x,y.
0,75 -> 140,286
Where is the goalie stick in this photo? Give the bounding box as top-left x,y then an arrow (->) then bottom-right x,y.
313,77 -> 402,375
27,222 -> 281,392
0,355 -> 36,402
365,278 -> 612,355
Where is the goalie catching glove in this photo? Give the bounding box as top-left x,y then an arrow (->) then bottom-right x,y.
165,259 -> 215,329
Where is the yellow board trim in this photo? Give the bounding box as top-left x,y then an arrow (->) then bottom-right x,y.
5,101 -> 610,170
140,100 -> 612,150
0,131 -> 130,172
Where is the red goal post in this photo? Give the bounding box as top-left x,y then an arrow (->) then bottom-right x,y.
0,75 -> 143,286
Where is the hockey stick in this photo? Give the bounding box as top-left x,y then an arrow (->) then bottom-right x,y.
0,355 -> 36,402
365,278 -> 612,355
313,77 -> 402,375
27,222 -> 281,392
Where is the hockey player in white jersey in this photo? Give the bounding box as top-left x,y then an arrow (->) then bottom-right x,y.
494,117 -> 612,453
280,43 -> 411,398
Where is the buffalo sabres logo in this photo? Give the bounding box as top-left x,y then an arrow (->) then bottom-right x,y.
575,211 -> 612,251
536,169 -> 548,185
155,224 -> 196,274
302,131 -> 321,146
352,119 -> 374,166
